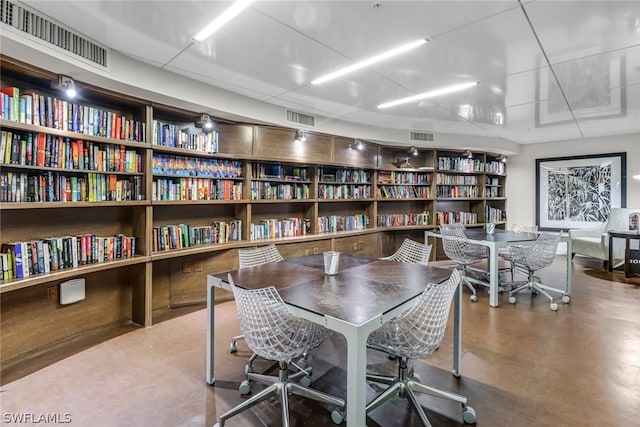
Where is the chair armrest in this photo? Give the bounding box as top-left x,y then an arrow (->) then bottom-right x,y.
568,223 -> 606,238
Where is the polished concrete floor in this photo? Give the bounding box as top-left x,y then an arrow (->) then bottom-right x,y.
1,255 -> 638,427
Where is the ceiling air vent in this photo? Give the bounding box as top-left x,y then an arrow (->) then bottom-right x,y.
286,110 -> 316,127
410,131 -> 434,142
0,0 -> 108,67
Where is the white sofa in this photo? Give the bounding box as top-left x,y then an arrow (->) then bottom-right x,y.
568,208 -> 640,267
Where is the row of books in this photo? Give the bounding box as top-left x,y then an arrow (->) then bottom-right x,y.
435,173 -> 479,185
318,168 -> 371,183
317,214 -> 370,233
378,170 -> 431,185
377,185 -> 431,199
485,161 -> 506,174
152,120 -> 219,153
485,187 -> 503,198
251,163 -> 309,181
250,217 -> 311,241
250,181 -> 310,200
152,220 -> 242,252
377,212 -> 431,227
486,177 -> 501,186
1,130 -> 142,173
152,153 -> 242,178
436,211 -> 478,225
0,234 -> 136,280
1,86 -> 146,142
485,206 -> 506,223
435,185 -> 480,198
1,171 -> 143,203
317,184 -> 371,200
152,178 -> 243,201
437,157 -> 484,172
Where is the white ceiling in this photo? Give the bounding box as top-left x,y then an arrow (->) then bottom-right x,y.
18,0 -> 640,146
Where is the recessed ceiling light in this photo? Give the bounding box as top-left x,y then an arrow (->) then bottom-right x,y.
193,0 -> 253,41
377,81 -> 480,109
311,37 -> 430,85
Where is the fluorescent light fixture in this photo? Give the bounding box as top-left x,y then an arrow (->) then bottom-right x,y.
633,174 -> 640,180
193,0 -> 253,41
378,81 -> 480,109
311,38 -> 429,85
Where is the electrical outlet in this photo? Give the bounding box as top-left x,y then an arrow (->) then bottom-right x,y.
182,262 -> 192,273
358,241 -> 363,250
313,247 -> 319,254
47,286 -> 58,302
304,249 -> 310,256
352,243 -> 358,251
193,261 -> 203,272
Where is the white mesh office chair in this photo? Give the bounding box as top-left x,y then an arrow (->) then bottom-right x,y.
230,244 -> 285,354
213,275 -> 345,427
507,232 -> 570,310
440,223 -> 489,302
380,238 -> 432,265
366,269 -> 476,426
498,224 -> 538,282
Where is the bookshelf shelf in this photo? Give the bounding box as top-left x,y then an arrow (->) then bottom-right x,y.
0,255 -> 149,294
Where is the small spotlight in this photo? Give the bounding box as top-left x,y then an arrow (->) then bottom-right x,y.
295,129 -> 307,142
348,143 -> 353,150
463,149 -> 473,159
499,154 -> 508,163
197,114 -> 214,130
411,146 -> 419,156
356,139 -> 364,150
58,75 -> 77,98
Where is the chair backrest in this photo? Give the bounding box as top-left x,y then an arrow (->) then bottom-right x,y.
238,244 -> 284,268
512,232 -> 560,271
381,238 -> 432,265
439,223 -> 487,264
370,269 -> 461,359
228,274 -> 327,361
511,223 -> 538,233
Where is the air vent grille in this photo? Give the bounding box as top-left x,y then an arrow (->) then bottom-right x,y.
0,0 -> 107,67
286,110 -> 315,127
410,131 -> 434,142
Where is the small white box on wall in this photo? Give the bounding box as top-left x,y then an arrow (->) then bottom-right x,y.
60,278 -> 85,305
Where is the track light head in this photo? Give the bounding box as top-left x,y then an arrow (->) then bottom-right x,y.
295,129 -> 307,142
57,75 -> 77,98
463,149 -> 473,159
196,114 -> 214,130
410,146 -> 419,156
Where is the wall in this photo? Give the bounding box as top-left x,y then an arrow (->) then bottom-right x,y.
507,133 -> 640,228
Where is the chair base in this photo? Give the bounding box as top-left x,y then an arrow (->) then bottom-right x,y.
366,357 -> 476,427
216,362 -> 345,427
507,272 -> 570,311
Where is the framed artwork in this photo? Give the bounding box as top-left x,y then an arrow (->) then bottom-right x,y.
535,55 -> 626,127
536,152 -> 627,231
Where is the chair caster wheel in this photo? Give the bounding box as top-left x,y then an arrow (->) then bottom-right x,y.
239,380 -> 251,395
244,364 -> 254,375
409,372 -> 422,383
296,357 -> 307,369
299,375 -> 312,387
230,342 -> 238,353
562,295 -> 571,303
462,406 -> 476,424
470,295 -> 478,302
508,296 -> 516,304
550,302 -> 559,311
331,409 -> 345,424
213,423 -> 221,427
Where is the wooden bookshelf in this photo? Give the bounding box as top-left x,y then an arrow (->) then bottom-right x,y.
0,56 -> 508,367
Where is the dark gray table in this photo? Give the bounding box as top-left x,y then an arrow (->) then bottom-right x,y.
206,254 -> 456,426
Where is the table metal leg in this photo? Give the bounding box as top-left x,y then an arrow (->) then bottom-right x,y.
452,282 -> 462,377
488,242 -> 499,307
206,281 -> 216,385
